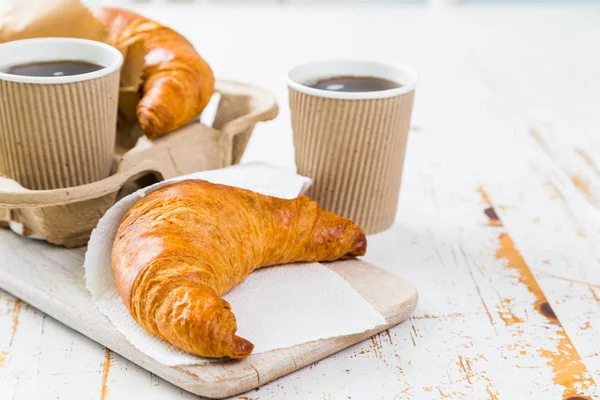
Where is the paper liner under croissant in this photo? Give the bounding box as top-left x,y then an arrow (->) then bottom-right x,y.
112,180 -> 367,358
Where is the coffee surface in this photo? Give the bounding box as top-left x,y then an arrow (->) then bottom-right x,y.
307,75 -> 401,93
6,60 -> 104,77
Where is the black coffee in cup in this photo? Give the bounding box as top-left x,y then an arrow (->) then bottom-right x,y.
307,75 -> 401,93
7,60 -> 104,77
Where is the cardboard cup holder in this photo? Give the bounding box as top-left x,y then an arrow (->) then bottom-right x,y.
0,80 -> 278,247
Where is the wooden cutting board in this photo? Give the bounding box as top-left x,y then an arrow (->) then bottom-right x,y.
0,229 -> 418,399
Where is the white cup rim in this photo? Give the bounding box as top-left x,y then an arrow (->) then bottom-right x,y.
0,38 -> 123,85
287,59 -> 418,100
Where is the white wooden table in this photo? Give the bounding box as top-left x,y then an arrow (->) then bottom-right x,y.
1,3 -> 600,399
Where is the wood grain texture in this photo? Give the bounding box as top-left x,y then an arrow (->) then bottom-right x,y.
0,231 -> 417,398
1,3 -> 600,399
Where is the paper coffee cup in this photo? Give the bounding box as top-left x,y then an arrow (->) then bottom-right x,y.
0,38 -> 123,190
287,60 -> 418,234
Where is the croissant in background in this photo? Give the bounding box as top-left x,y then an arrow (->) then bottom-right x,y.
94,8 -> 215,139
112,180 -> 367,359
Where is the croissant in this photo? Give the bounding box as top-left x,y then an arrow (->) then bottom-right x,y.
112,180 -> 367,359
93,8 -> 215,139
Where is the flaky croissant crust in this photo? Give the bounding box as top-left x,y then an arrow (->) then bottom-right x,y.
94,8 -> 215,138
112,180 -> 366,358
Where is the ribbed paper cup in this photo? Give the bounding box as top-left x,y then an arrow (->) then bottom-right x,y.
288,60 -> 418,234
0,38 -> 123,190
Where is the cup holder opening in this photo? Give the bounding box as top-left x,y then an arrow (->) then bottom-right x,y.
117,171 -> 163,200
135,172 -> 161,188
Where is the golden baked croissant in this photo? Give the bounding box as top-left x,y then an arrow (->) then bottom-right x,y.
112,180 -> 367,359
93,8 -> 215,139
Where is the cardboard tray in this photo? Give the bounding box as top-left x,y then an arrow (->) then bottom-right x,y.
0,79 -> 278,247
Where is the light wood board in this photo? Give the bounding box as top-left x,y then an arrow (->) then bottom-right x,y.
0,229 -> 418,399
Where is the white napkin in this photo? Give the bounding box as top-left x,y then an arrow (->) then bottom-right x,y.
84,162 -> 386,366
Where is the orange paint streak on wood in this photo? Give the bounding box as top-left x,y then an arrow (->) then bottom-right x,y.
590,287 -> 600,303
0,297 -> 18,367
498,298 -> 524,326
100,348 -> 112,400
10,299 -> 21,345
478,187 -> 493,205
486,385 -> 499,400
483,185 -> 595,395
478,189 -> 595,396
538,330 -> 595,400
478,188 -> 503,227
496,234 -> 545,303
498,310 -> 524,326
571,176 -> 592,200
581,321 -> 591,331
496,233 -> 595,397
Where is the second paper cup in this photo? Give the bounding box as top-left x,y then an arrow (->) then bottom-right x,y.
288,60 -> 417,234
